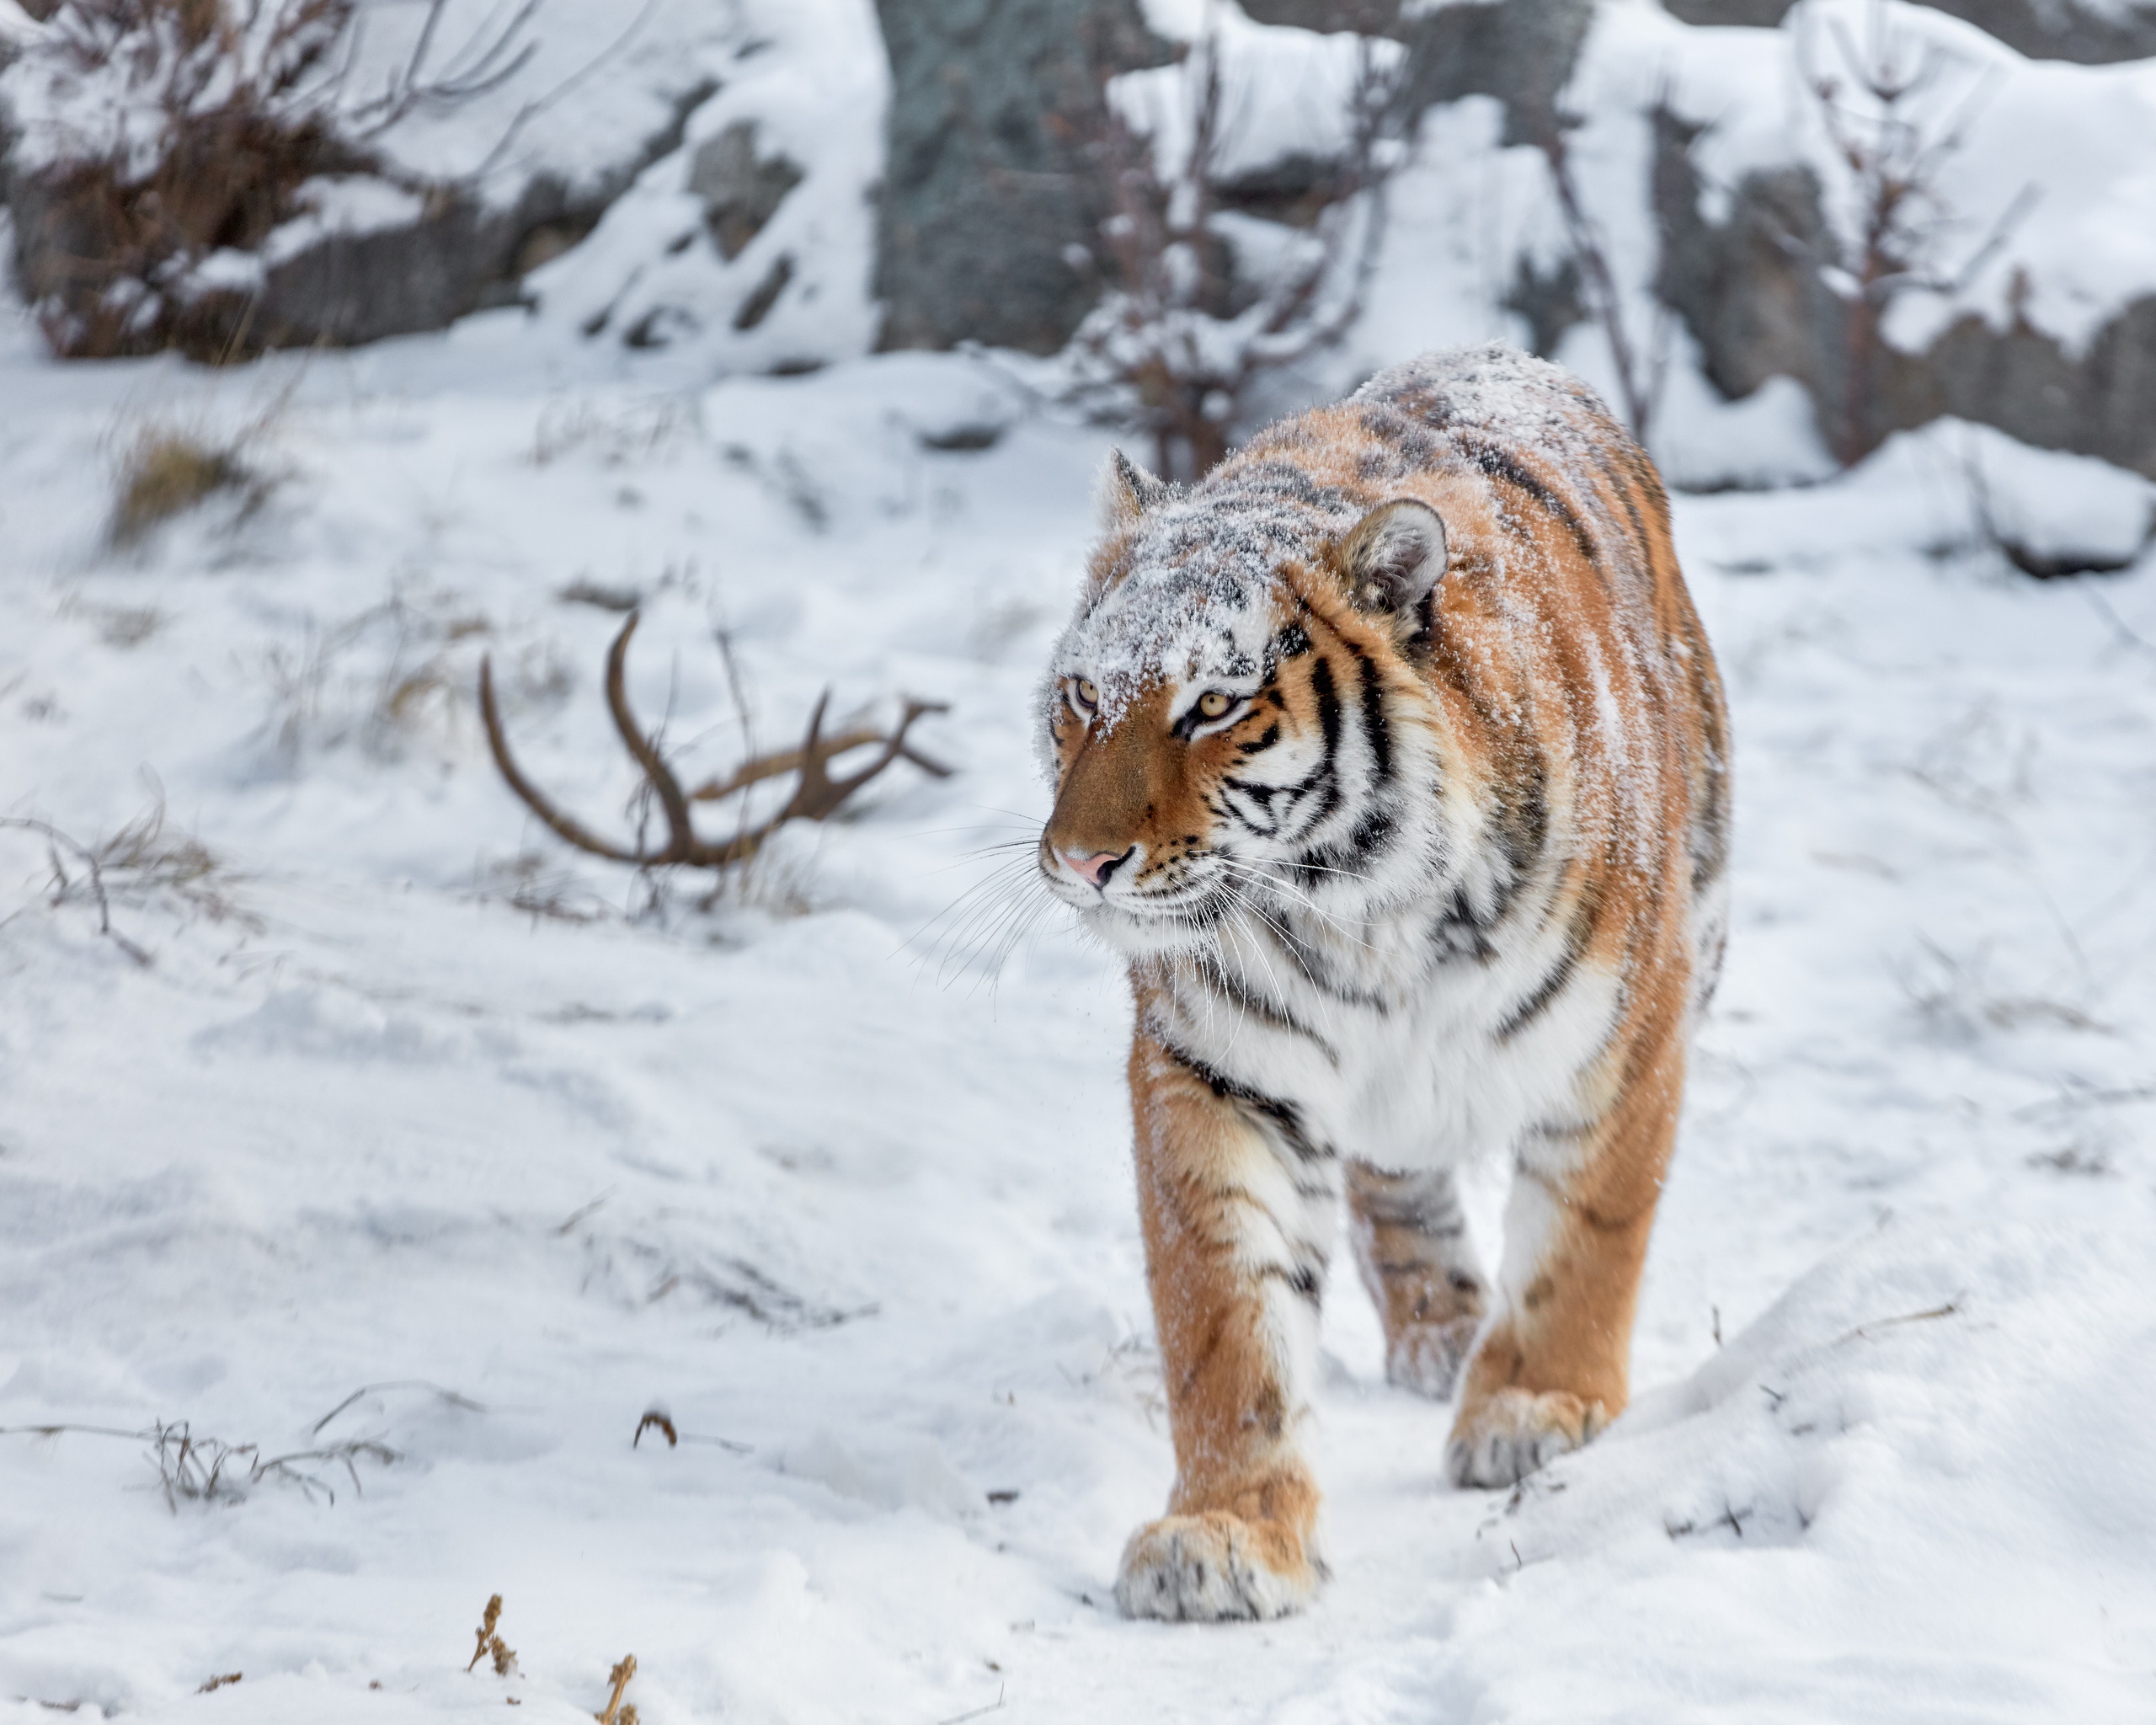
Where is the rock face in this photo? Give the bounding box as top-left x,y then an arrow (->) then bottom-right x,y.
1662,0 -> 2156,66
871,0 -> 1171,355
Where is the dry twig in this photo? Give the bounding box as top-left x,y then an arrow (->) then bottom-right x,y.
1,816 -> 151,964
311,1380 -> 486,1438
478,613 -> 950,873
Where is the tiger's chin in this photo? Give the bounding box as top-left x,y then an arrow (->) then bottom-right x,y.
1073,900 -> 1217,960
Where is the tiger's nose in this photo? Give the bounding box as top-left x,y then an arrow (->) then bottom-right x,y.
1065,847 -> 1131,889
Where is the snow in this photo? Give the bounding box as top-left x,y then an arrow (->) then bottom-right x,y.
1111,10 -> 1405,184
5,3 -> 2156,1718
6,291 -> 2156,1718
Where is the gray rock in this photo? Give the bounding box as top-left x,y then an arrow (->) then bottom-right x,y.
1662,0 -> 2156,66
687,120 -> 804,262
871,0 -> 1172,356
869,0 -> 1593,357
1245,0 -> 1596,145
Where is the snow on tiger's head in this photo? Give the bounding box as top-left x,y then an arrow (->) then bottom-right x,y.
1039,450 -> 1360,750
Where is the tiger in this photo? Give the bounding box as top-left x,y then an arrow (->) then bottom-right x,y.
1034,343 -> 1731,1622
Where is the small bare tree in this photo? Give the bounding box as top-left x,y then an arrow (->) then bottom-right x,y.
1796,0 -> 2037,465
1063,10 -> 1406,481
1528,99 -> 1678,446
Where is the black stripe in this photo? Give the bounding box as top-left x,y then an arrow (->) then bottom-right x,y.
1192,952 -> 1339,1064
1310,655 -> 1341,756
1163,1040 -> 1332,1165
1430,887 -> 1498,964
1497,868 -> 1605,1039
1271,621 -> 1313,661
1262,1263 -> 1325,1307
1494,946 -> 1578,1042
1468,440 -> 1601,572
1351,646 -> 1391,783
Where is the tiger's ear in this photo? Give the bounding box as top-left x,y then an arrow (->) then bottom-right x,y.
1097,449 -> 1177,533
1337,499 -> 1449,615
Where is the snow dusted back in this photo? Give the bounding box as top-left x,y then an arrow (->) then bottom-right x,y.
4,3 -> 2156,1722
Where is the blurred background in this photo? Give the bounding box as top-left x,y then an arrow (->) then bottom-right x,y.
2,4 -> 2153,1722
3,0 -> 2153,477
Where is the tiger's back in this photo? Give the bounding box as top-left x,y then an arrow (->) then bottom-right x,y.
1036,344 -> 1728,1621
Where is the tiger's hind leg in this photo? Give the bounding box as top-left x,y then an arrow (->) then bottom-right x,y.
1345,1162 -> 1486,1399
1447,1028 -> 1684,1489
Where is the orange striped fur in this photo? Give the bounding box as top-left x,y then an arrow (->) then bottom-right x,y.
1036,346 -> 1730,1621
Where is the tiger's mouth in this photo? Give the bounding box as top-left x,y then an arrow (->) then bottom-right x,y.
1044,854 -> 1251,956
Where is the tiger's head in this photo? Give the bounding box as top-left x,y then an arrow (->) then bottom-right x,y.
1038,450 -> 1454,957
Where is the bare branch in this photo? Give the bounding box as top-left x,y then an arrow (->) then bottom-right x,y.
479,615 -> 952,875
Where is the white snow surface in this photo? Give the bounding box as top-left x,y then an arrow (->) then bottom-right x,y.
6,234 -> 2156,1725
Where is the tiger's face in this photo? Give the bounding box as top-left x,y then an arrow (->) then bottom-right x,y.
1038,454 -> 1450,956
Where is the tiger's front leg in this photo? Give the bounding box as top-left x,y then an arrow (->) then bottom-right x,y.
1116,1031 -> 1337,1622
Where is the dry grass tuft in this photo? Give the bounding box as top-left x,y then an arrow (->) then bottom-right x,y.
110,426 -> 264,545
196,1673 -> 243,1694
0,1418 -> 395,1508
4,795 -> 255,959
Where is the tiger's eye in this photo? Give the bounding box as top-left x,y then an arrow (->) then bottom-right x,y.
1074,678 -> 1099,711
1197,691 -> 1233,719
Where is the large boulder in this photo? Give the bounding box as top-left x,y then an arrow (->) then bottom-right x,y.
871,0 -> 1171,356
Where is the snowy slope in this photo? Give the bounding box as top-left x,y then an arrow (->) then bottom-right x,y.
4,291 -> 2156,1725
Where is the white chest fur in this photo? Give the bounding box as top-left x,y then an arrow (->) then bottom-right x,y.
1146,886 -> 1620,1175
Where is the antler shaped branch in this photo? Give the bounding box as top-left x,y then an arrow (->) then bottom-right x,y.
478,614 -> 950,870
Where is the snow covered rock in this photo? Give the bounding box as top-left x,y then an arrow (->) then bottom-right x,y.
1668,0 -> 2156,65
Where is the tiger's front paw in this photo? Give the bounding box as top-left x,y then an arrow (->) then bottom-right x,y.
1113,1510 -> 1321,1621
1446,1386 -> 1607,1488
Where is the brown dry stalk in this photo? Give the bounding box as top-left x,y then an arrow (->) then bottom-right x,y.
596,1655 -> 638,1725
195,1673 -> 243,1694
467,1594 -> 516,1676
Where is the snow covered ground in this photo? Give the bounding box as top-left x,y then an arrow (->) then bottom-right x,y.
4,286 -> 2156,1724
